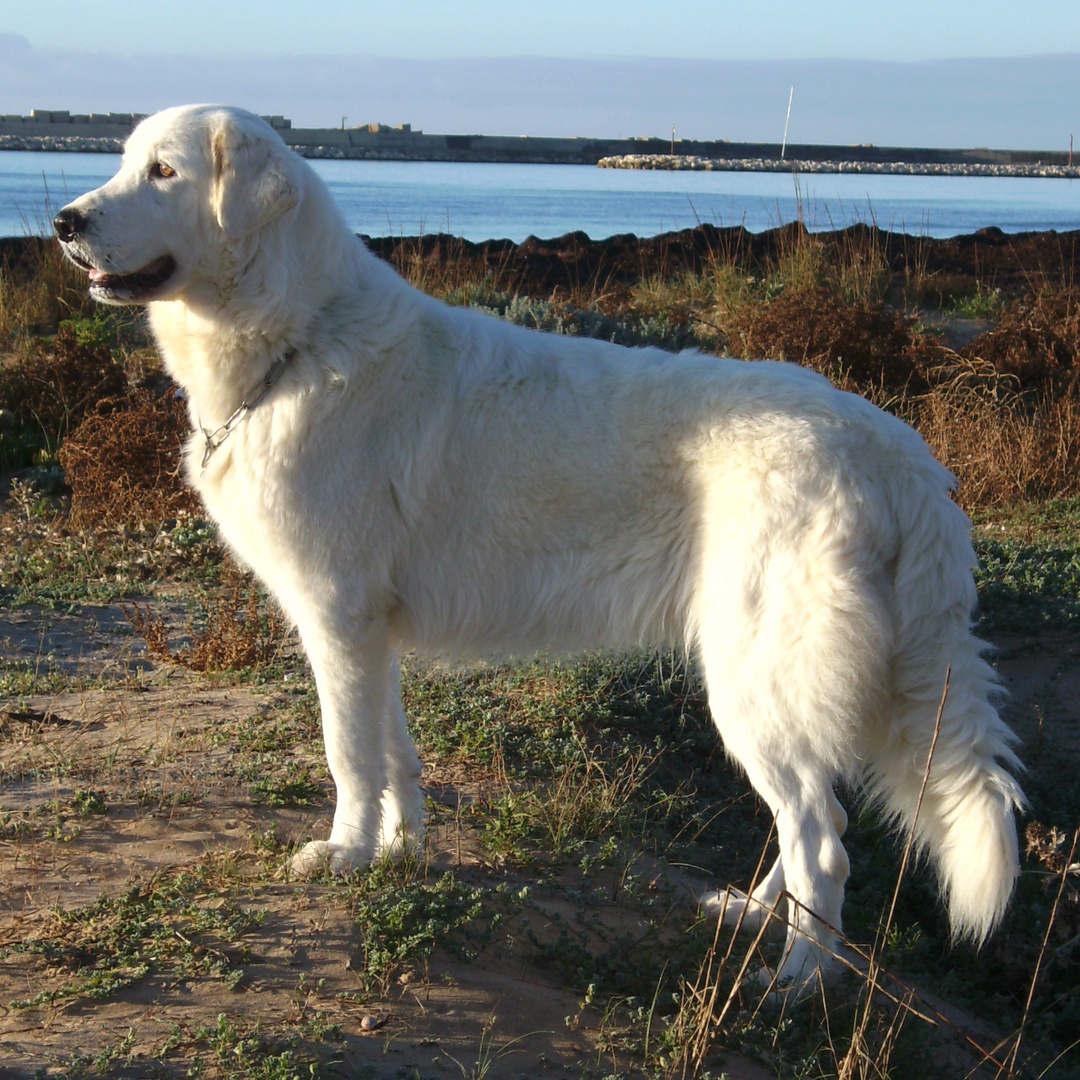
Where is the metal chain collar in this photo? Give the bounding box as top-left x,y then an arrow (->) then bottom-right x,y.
199,346 -> 298,469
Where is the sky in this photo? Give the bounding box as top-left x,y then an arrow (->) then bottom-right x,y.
6,0 -> 1080,61
2,2 -> 1079,148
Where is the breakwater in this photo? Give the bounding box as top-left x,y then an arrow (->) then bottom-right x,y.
1,110 -> 1076,175
598,154 -> 1080,179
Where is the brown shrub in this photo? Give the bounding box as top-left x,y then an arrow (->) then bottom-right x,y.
717,287 -> 935,392
961,287 -> 1080,398
124,560 -> 286,672
0,324 -> 127,442
59,388 -> 199,528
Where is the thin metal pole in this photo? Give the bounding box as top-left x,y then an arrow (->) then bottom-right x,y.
781,86 -> 794,160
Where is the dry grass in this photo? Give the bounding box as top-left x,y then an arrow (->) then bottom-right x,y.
911,379 -> 1080,510
0,237 -> 98,344
906,289 -> 1080,509
378,233 -> 519,300
765,221 -> 892,304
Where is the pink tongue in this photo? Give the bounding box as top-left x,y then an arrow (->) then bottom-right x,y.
88,268 -> 109,282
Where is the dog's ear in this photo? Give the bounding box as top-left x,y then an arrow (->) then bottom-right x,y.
210,114 -> 301,239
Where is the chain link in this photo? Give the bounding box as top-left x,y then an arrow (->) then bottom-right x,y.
200,347 -> 298,469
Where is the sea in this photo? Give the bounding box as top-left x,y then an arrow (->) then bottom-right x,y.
1,151 -> 1079,242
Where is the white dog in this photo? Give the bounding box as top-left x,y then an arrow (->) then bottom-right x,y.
55,105 -> 1023,989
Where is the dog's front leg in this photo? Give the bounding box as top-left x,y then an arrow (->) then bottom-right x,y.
377,659 -> 426,859
290,621 -> 393,876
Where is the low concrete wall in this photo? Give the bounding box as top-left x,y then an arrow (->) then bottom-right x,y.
0,111 -> 1075,169
0,111 -> 143,140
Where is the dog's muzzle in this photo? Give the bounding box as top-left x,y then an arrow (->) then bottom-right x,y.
54,207 -> 88,243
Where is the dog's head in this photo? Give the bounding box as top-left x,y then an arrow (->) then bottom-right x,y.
54,105 -> 304,305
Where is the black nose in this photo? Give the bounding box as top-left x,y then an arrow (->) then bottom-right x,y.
54,207 -> 88,243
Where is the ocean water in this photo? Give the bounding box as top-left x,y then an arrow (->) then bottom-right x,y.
2,151 -> 1078,242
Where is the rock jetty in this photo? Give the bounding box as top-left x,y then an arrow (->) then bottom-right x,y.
598,154 -> 1080,179
0,135 -> 124,153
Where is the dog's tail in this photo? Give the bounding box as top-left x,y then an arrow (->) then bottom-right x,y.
866,445 -> 1024,944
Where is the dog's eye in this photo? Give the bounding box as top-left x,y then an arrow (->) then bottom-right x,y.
149,162 -> 176,180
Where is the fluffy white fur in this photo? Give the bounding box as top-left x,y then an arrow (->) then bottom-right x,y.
56,105 -> 1025,989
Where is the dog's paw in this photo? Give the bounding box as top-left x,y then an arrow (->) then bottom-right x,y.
701,888 -> 781,933
288,840 -> 370,877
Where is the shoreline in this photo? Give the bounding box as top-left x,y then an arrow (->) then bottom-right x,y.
6,222 -> 1079,297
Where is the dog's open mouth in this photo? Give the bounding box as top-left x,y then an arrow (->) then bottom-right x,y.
70,252 -> 178,302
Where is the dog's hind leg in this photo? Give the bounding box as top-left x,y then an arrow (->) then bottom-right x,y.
695,522 -> 889,991
713,723 -> 851,991
700,617 -> 856,989
290,621 -> 393,876
701,788 -> 847,935
376,659 -> 426,859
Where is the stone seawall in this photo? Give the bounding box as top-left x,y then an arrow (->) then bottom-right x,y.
598,154 -> 1080,179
